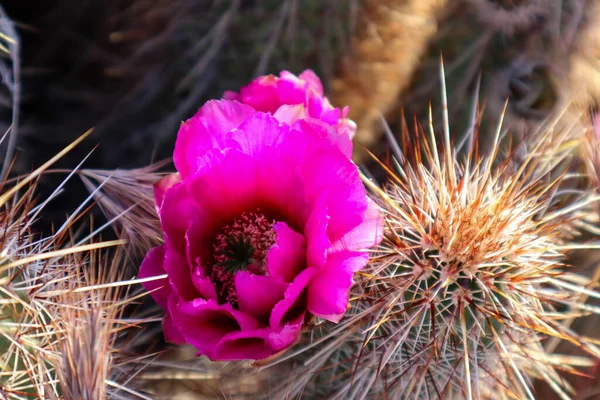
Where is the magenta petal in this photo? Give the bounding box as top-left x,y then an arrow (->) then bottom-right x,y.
191,266 -> 217,300
187,149 -> 259,220
273,104 -> 307,125
185,213 -> 219,272
239,76 -> 280,113
174,100 -> 257,178
214,330 -> 274,360
171,298 -> 261,357
339,118 -> 357,141
290,119 -> 352,160
302,151 -> 367,242
163,247 -> 198,301
277,73 -> 306,105
139,246 -> 169,308
307,251 -> 368,322
331,196 -> 383,252
214,318 -> 303,360
299,69 -> 324,96
222,90 -> 239,100
306,95 -> 338,127
227,113 -> 289,156
301,147 -> 358,201
236,271 -> 288,321
276,117 -> 343,166
320,108 -> 342,126
304,196 -> 330,269
154,173 -> 181,210
267,222 -> 306,282
266,316 -> 303,351
330,126 -> 353,160
270,267 -> 318,327
159,181 -> 198,254
341,106 -> 350,119
163,309 -> 186,344
188,148 -> 308,228
254,153 -> 309,227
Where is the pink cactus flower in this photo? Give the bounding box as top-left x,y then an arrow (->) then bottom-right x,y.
224,69 -> 356,156
139,76 -> 382,361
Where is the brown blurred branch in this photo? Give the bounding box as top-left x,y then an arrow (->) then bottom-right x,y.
330,0 -> 450,161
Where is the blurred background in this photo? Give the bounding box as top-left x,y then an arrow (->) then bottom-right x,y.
0,0 -> 599,398
2,0 -> 599,220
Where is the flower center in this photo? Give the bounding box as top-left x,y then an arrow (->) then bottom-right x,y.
209,209 -> 277,305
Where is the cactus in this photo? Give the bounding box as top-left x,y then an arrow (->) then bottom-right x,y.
264,75 -> 600,400
0,133 -> 148,399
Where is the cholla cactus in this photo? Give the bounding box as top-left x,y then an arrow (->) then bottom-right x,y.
0,186 -> 60,399
0,133 -> 149,399
50,247 -> 145,400
0,132 -> 96,399
264,77 -> 600,400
